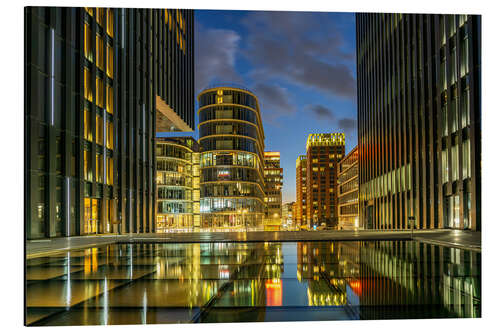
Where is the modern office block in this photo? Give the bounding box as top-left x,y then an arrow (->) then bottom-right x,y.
305,133 -> 345,229
156,137 -> 200,232
356,13 -> 481,230
25,7 -> 194,239
264,151 -> 283,231
337,146 -> 359,230
198,86 -> 266,230
295,155 -> 307,228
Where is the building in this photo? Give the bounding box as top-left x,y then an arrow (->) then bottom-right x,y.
25,7 -> 195,239
156,137 -> 200,232
337,146 -> 359,230
295,155 -> 307,228
264,151 -> 283,231
282,202 -> 295,230
305,133 -> 345,229
198,86 -> 266,230
356,13 -> 481,230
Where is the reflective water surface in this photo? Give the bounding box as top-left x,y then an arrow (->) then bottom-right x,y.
25,241 -> 480,325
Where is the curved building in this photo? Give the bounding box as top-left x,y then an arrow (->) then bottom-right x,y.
198,87 -> 266,230
156,137 -> 200,232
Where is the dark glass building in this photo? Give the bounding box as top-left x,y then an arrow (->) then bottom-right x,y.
198,86 -> 266,230
25,7 -> 194,239
356,13 -> 481,230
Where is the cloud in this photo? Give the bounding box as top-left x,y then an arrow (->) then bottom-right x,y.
252,83 -> 297,121
195,24 -> 242,93
306,104 -> 335,121
241,11 -> 356,100
338,117 -> 357,134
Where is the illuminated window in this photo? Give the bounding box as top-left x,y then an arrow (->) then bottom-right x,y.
441,150 -> 449,183
96,76 -> 104,108
106,9 -> 114,37
96,154 -> 103,183
85,7 -> 94,16
106,120 -> 113,150
84,67 -> 93,102
84,150 -> 92,182
84,108 -> 93,141
106,85 -> 113,114
107,157 -> 113,185
96,35 -> 104,70
84,24 -> 93,61
106,44 -> 113,78
96,114 -> 103,145
96,8 -> 105,27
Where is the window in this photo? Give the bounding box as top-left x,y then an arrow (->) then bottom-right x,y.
461,89 -> 470,128
84,24 -> 93,61
84,108 -> 93,141
441,150 -> 449,183
451,144 -> 459,181
450,98 -> 458,133
84,150 -> 92,181
96,35 -> 104,70
441,106 -> 448,137
107,157 -> 113,185
106,120 -> 113,150
107,9 -> 114,37
96,114 -> 103,145
84,67 -> 93,102
460,34 -> 469,77
462,139 -> 471,179
96,76 -> 104,108
106,85 -> 113,114
96,154 -> 103,183
106,45 -> 113,78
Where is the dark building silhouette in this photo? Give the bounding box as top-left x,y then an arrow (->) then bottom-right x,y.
356,13 -> 481,230
25,7 -> 194,239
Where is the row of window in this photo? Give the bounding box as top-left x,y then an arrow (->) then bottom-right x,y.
158,188 -> 192,200
201,167 -> 261,183
200,137 -> 259,154
83,108 -> 113,149
157,201 -> 192,214
200,152 -> 258,168
156,159 -> 191,173
83,68 -> 114,113
156,172 -> 192,187
199,106 -> 258,124
199,90 -> 257,110
441,139 -> 471,183
199,121 -> 258,139
200,197 -> 264,213
83,150 -> 113,185
201,183 -> 263,198
156,144 -> 192,160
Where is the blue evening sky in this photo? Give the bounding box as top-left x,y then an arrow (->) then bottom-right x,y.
158,9 -> 358,203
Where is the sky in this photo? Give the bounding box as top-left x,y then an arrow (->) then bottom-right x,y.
159,9 -> 358,203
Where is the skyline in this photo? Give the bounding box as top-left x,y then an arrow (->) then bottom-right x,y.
158,9 -> 358,203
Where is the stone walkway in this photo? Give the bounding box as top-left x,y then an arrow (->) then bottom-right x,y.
26,229 -> 481,258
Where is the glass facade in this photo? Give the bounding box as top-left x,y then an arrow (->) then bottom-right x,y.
198,87 -> 266,230
156,137 -> 200,232
25,7 -> 195,239
337,146 -> 359,230
264,152 -> 283,231
356,13 -> 481,231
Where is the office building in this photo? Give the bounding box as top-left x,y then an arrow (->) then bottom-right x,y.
156,137 -> 200,232
198,86 -> 266,230
282,202 -> 295,230
264,151 -> 283,231
295,155 -> 307,228
337,146 -> 359,230
305,133 -> 345,229
25,7 -> 195,239
356,13 -> 481,230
